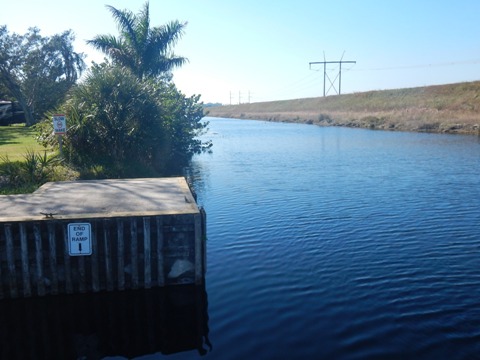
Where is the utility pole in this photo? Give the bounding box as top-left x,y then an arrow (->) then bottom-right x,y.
309,55 -> 356,96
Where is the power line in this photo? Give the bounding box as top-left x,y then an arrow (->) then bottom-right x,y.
351,59 -> 480,72
309,54 -> 356,96
229,90 -> 252,104
265,72 -> 321,100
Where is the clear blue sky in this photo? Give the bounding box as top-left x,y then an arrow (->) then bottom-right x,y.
3,0 -> 480,104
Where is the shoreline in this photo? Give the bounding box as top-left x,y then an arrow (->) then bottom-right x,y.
205,111 -> 480,135
205,81 -> 480,135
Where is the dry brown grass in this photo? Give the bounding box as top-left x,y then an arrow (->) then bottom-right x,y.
206,81 -> 480,134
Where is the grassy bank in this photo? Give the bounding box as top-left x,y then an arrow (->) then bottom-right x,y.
0,125 -> 77,194
0,125 -> 49,161
206,81 -> 480,134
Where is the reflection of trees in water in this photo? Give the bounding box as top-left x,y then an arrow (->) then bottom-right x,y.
184,159 -> 210,205
0,285 -> 211,358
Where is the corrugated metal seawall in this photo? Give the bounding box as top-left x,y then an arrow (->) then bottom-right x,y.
0,212 -> 206,299
0,177 -> 207,299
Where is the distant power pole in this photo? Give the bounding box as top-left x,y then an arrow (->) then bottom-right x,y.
309,56 -> 356,96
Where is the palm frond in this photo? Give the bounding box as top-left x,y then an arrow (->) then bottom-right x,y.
106,5 -> 138,49
88,2 -> 187,79
155,21 -> 187,50
136,1 -> 150,50
87,35 -> 121,54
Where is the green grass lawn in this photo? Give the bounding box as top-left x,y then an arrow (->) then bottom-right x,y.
0,124 -> 52,161
0,124 -> 72,195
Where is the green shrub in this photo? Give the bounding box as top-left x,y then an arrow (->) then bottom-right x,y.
36,64 -> 211,178
0,150 -> 72,194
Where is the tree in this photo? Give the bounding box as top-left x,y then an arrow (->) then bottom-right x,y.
36,64 -> 211,177
35,2 -> 211,177
0,26 -> 85,126
87,1 -> 187,80
158,90 -> 212,172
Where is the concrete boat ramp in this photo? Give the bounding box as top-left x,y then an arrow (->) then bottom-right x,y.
0,177 -> 199,222
0,177 -> 206,299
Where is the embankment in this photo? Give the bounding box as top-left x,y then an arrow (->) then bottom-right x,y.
205,81 -> 480,134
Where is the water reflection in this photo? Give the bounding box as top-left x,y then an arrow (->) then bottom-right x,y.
0,285 -> 211,359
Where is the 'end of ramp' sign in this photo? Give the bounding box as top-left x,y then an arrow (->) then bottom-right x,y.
68,223 -> 92,256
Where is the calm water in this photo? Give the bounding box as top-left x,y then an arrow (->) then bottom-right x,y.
181,118 -> 480,360
3,117 -> 480,359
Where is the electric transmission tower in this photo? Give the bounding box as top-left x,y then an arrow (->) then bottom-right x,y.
309,53 -> 356,96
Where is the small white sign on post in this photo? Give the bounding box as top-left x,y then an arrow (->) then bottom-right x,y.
68,223 -> 92,256
52,114 -> 67,135
52,114 -> 67,158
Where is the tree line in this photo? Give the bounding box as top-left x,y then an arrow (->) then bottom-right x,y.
0,1 -> 211,178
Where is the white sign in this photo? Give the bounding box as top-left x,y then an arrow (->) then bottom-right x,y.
68,223 -> 92,256
53,114 -> 67,135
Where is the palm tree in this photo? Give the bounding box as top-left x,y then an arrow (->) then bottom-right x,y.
87,1 -> 187,80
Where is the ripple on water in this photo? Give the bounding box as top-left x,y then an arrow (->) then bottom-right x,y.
191,119 -> 480,359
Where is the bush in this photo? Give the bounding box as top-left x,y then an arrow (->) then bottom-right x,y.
36,64 -> 211,177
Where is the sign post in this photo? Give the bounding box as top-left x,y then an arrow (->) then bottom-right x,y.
52,114 -> 67,157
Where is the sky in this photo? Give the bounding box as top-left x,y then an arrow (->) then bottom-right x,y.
2,0 -> 480,104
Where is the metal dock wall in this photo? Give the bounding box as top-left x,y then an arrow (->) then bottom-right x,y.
0,211 -> 206,299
